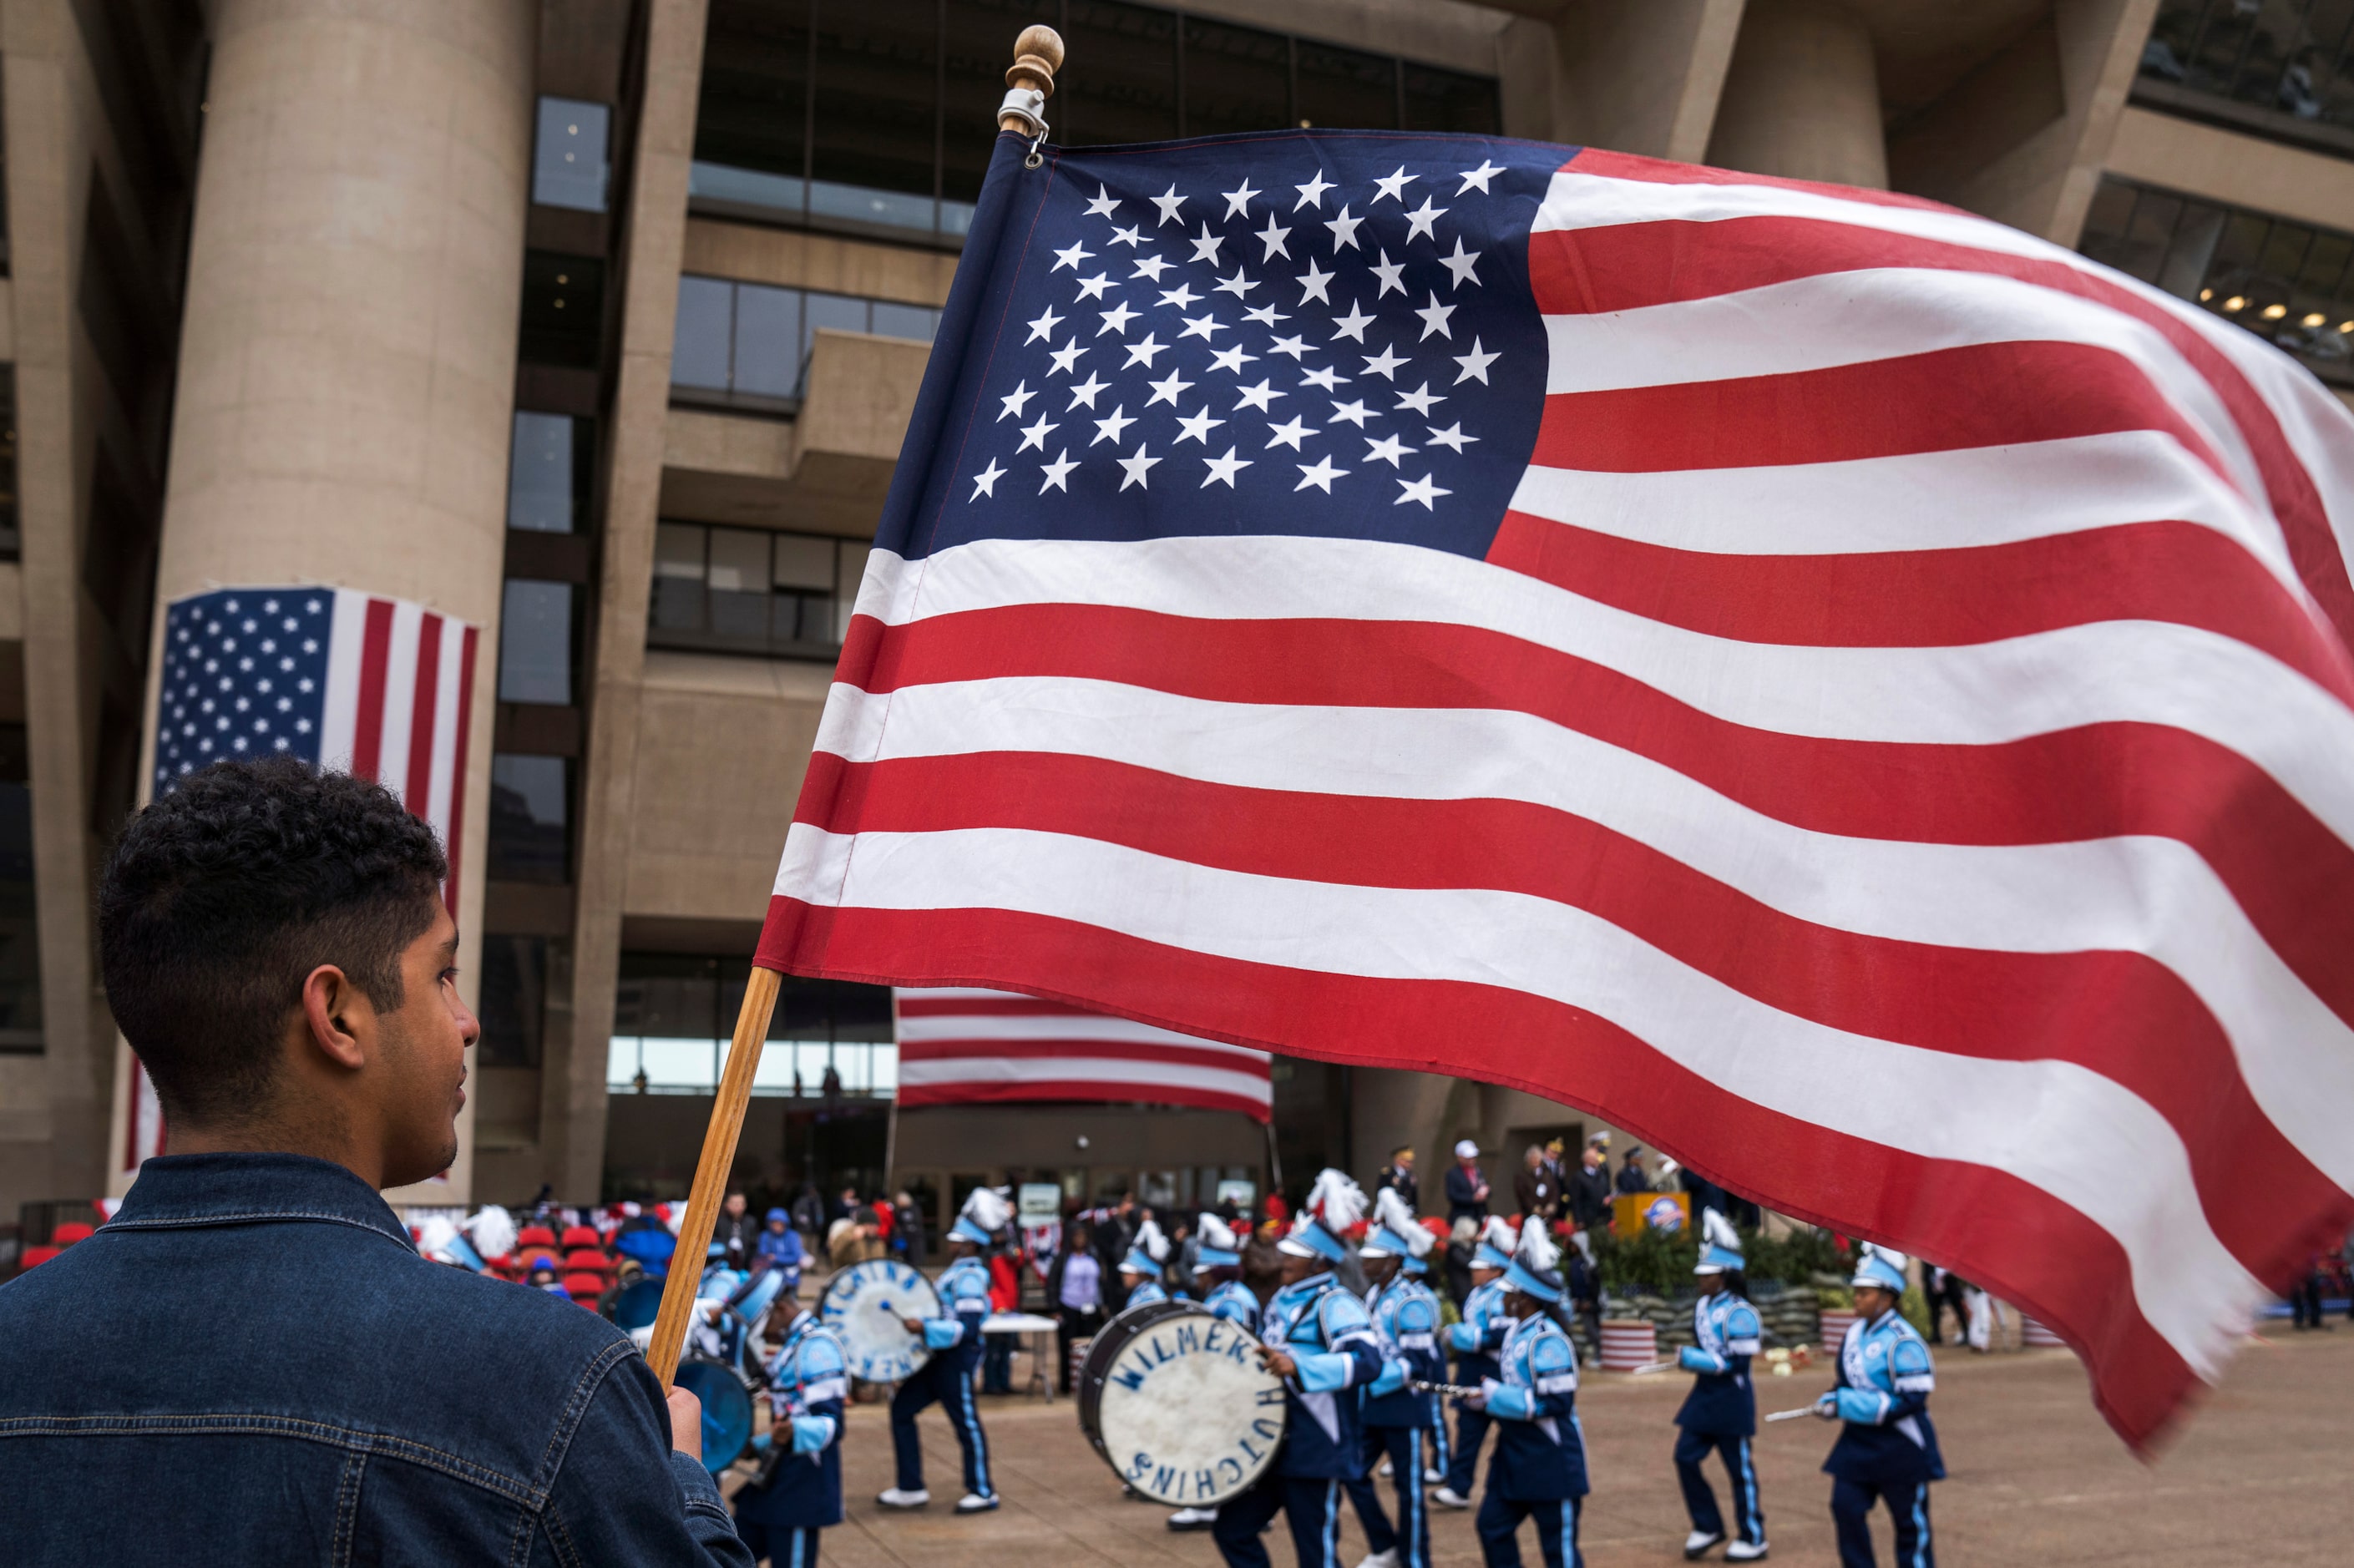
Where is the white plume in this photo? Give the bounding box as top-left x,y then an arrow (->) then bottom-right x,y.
414,1216 -> 459,1261
1516,1214 -> 1559,1273
1702,1206 -> 1740,1254
1374,1188 -> 1435,1258
1197,1212 -> 1242,1252
1136,1216 -> 1170,1262
960,1185 -> 1015,1234
463,1205 -> 517,1260
1306,1168 -> 1368,1234
1479,1216 -> 1518,1254
1862,1242 -> 1910,1273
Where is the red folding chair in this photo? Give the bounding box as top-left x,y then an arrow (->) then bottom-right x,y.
50,1222 -> 94,1247
563,1271 -> 606,1308
559,1226 -> 602,1252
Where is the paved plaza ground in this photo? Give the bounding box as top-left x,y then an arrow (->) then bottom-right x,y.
721,1324 -> 2352,1566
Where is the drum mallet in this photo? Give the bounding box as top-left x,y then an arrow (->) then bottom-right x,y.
1410,1380 -> 1488,1399
1764,1401 -> 1830,1423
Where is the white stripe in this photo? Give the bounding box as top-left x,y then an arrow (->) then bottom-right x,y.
852,538 -> 2354,847
894,986 -> 1050,1003
377,600 -> 423,797
1541,266 -> 2260,503
319,588 -> 371,771
899,1055 -> 1273,1103
2195,316 -> 2354,592
815,673 -> 2354,1191
779,821 -> 2268,1380
424,616 -> 465,847
898,1009 -> 1268,1060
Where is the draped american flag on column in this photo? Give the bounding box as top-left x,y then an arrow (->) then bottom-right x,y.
895,988 -> 1273,1120
753,129 -> 2354,1448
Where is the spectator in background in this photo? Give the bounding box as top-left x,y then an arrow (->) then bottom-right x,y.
2290,1250 -> 2332,1330
711,1189 -> 755,1268
1615,1145 -> 1651,1196
1565,1237 -> 1602,1366
1924,1264 -> 1968,1346
790,1184 -> 825,1270
831,1186 -> 858,1226
1569,1140 -> 1613,1232
1513,1144 -> 1557,1223
527,1262 -> 567,1297
982,1246 -> 1021,1393
894,1191 -> 927,1267
828,1207 -> 884,1271
1445,1140 -> 1491,1224
872,1195 -> 895,1249
1443,1217 -> 1478,1308
1050,1222 -> 1103,1395
755,1208 -> 803,1292
1375,1146 -> 1418,1214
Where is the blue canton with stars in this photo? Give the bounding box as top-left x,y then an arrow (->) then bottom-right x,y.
886,129 -> 1569,563
153,587 -> 333,792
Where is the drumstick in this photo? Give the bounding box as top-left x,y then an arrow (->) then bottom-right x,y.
1626,1360 -> 1674,1375
1410,1380 -> 1487,1399
1764,1404 -> 1824,1422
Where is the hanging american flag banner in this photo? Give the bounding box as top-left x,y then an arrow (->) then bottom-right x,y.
754,129 -> 2354,1449
895,987 -> 1273,1120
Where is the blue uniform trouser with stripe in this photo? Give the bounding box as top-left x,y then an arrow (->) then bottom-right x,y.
1830,1475 -> 1933,1568
1474,1488 -> 1582,1568
1445,1402 -> 1491,1495
1343,1426 -> 1429,1565
1211,1471 -> 1344,1568
888,1356 -> 992,1497
1673,1427 -> 1764,1545
735,1520 -> 821,1566
1342,1427 -> 1398,1558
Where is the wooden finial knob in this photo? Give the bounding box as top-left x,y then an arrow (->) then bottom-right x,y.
1001,25 -> 1064,134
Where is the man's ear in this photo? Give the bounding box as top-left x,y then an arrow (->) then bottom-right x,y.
300,964 -> 376,1071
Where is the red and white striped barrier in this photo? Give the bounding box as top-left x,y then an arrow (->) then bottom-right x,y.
2019,1316 -> 2068,1349
1599,1319 -> 1657,1371
1820,1309 -> 1859,1354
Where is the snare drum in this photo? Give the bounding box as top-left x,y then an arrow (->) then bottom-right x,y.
1077,1298 -> 1286,1507
819,1258 -> 940,1383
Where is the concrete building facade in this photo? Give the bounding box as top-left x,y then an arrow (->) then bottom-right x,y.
0,0 -> 2344,1241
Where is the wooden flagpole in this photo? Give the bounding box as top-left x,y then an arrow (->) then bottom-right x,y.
646,23 -> 1064,1393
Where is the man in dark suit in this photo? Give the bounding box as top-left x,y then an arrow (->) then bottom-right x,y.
1445,1141 -> 1491,1224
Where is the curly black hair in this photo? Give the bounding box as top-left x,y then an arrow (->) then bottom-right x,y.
99,759 -> 448,1125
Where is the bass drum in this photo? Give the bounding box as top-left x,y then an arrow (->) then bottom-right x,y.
1077,1299 -> 1286,1507
819,1258 -> 942,1384
673,1356 -> 754,1474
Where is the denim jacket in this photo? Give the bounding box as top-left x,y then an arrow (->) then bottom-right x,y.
0,1153 -> 754,1568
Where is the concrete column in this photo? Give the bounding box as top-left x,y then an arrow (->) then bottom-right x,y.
1705,0 -> 1887,189
124,0 -> 538,1201
1547,0 -> 1749,163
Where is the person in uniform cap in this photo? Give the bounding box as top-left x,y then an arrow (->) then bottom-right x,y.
1167,1212 -> 1263,1535
1347,1189 -> 1449,1568
1435,1216 -> 1520,1510
1212,1171 -> 1385,1568
734,1296 -> 848,1565
1473,1219 -> 1589,1568
878,1186 -> 1011,1514
1674,1211 -> 1768,1561
1117,1217 -> 1173,1310
1812,1246 -> 1941,1568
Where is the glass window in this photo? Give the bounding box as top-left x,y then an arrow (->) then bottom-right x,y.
611,954 -> 893,1094
945,0 -> 1063,207
2142,0 -> 2354,138
868,301 -> 939,341
1184,17 -> 1293,139
0,366 -> 17,560
732,283 -> 805,398
507,412 -> 588,534
802,291 -> 870,360
697,0 -> 811,203
1403,63 -> 1501,134
674,278 -> 941,400
1296,39 -> 1397,131
519,252 -> 605,369
477,935 -> 550,1068
499,579 -> 575,704
645,523 -> 862,658
534,97 -> 610,211
812,0 -> 940,225
834,540 -> 873,640
1062,0 -> 1181,145
673,276 -> 736,389
488,754 -> 570,883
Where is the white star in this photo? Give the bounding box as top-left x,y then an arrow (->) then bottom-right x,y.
1369,250 -> 1407,299
1439,237 -> 1482,291
1396,382 -> 1445,415
1295,456 -> 1347,492
1048,341 -> 1088,375
1404,196 -> 1447,242
1040,448 -> 1080,493
1190,222 -> 1226,266
1017,414 -> 1059,452
1066,373 -> 1110,409
1329,301 -> 1376,342
1158,282 -> 1202,310
1257,215 -> 1292,260
1328,398 -> 1374,427
1025,305 -> 1064,343
1221,180 -> 1261,218
1324,205 -> 1364,252
1243,303 -> 1289,326
1098,301 -> 1141,336
1364,432 -> 1414,467
1371,166 -> 1417,204
1295,260 -> 1334,305
1300,364 -> 1347,392
1124,333 -> 1169,368
1131,255 -> 1172,282
1117,445 -> 1162,490
1396,473 -> 1452,509
1415,291 -> 1457,340
1052,240 -> 1093,271
1075,271 -> 1115,301
1361,346 -> 1408,380
1235,379 -> 1284,412
1152,185 -> 1187,226
1176,407 -> 1226,444
1453,337 -> 1500,383
1147,368 -> 1196,407
1109,223 -> 1144,248
1266,417 -> 1314,450
1425,421 -> 1478,452
1268,333 -> 1309,360
1092,405 -> 1137,445
1209,344 -> 1258,373
969,458 -> 1006,499
1180,313 -> 1226,341
1456,159 -> 1504,195
1202,446 -> 1253,487
998,381 -> 1037,421
1086,185 -> 1121,217
1294,170 -> 1335,210
1212,270 -> 1259,298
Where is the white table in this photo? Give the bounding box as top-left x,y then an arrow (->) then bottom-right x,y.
983,1312 -> 1061,1402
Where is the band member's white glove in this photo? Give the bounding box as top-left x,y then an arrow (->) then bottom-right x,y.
1811,1393 -> 1840,1421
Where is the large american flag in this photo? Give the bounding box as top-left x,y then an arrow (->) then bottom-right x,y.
895,987 -> 1273,1120
755,131 -> 2354,1447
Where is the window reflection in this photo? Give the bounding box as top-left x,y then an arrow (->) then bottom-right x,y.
499,580 -> 575,704
649,523 -> 872,659
2141,0 -> 2354,144
533,97 -> 611,211
488,754 -> 570,884
610,956 -> 896,1095
670,276 -> 939,404
507,412 -> 589,534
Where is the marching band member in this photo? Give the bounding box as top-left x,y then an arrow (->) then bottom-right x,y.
1118,1217 -> 1173,1310
735,1298 -> 848,1566
1169,1213 -> 1261,1535
1473,1219 -> 1589,1568
878,1187 -> 1011,1515
1813,1246 -> 1943,1568
1674,1211 -> 1768,1561
1435,1216 -> 1519,1510
1212,1171 -> 1385,1568
1349,1189 -> 1449,1568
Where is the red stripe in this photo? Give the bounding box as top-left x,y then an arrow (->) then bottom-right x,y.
899,1077 -> 1272,1120
1561,147 -> 1963,215
1485,511 -> 2354,706
405,615 -> 442,817
349,599 -> 396,781
797,746 -> 2342,1286
901,1036 -> 1271,1077
1526,211 -> 2354,654
442,626 -> 478,913
1531,340 -> 2232,478
763,898 -> 2347,1450
896,995 -> 1114,1018
833,604 -> 2354,1035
